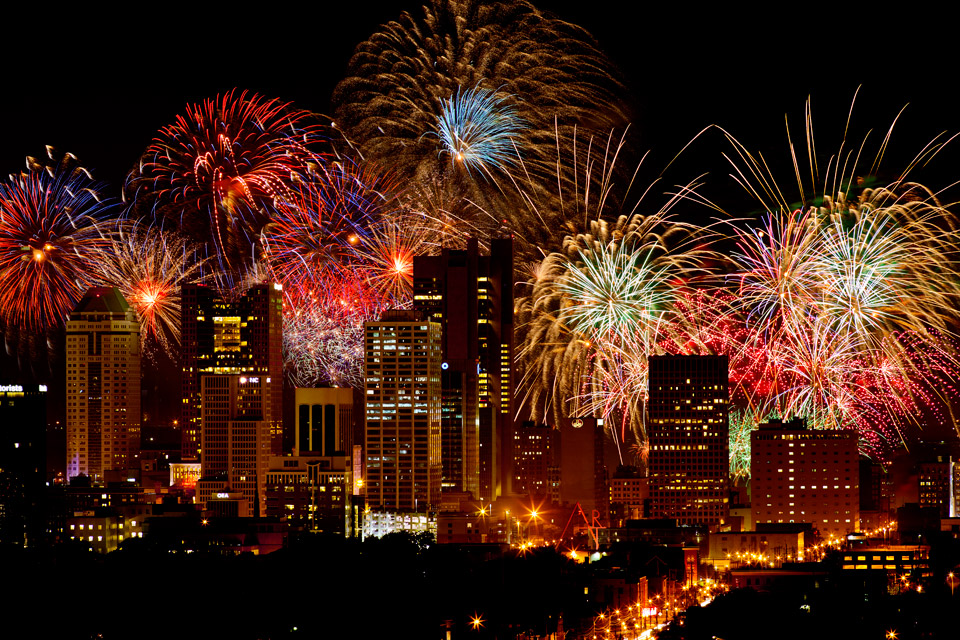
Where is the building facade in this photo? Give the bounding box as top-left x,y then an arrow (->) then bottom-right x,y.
294,387 -> 354,457
647,355 -> 729,528
751,417 -> 859,539
559,416 -> 609,523
512,421 -> 559,501
413,237 -> 514,502
180,283 -> 283,461
363,310 -> 442,514
66,287 -> 141,483
265,454 -> 347,534
197,375 -> 273,516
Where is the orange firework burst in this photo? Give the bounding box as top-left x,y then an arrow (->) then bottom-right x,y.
0,152 -> 112,336
96,224 -> 208,357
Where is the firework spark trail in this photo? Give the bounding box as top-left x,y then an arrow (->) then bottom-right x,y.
281,273 -> 386,388
261,160 -> 387,292
517,209 -> 713,448
433,86 -> 523,180
728,407 -> 763,482
721,96 -> 960,454
334,0 -> 629,251
333,0 -> 627,179
0,151 -> 113,337
125,89 -> 327,280
95,223 -> 208,358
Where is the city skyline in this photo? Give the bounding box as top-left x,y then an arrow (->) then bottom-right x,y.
0,2 -> 958,462
1,4 -> 957,638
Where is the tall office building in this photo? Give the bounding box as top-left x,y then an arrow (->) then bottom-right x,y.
263,387 -> 356,534
413,237 -> 514,502
66,287 -> 141,483
364,310 -> 442,513
751,417 -> 859,539
180,283 -> 283,461
196,374 -> 272,515
647,355 -> 729,528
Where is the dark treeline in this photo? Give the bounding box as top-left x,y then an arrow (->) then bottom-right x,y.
2,533 -> 591,639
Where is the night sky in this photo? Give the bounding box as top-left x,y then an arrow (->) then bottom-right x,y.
1,2 -> 956,438
3,3 -> 955,199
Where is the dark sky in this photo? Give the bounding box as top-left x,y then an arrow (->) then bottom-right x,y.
2,2 -> 955,446
2,2 -> 955,204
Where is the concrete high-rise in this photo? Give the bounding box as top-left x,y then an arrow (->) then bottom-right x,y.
294,387 -> 354,456
363,310 -> 442,513
180,283 -> 283,461
647,355 -> 729,528
413,237 -> 514,502
751,417 -> 859,539
66,287 -> 141,483
196,374 -> 272,515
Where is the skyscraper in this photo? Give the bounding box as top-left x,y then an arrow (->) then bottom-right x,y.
180,283 -> 283,461
363,310 -> 442,513
196,374 -> 273,515
647,355 -> 729,528
413,237 -> 514,502
66,287 -> 141,483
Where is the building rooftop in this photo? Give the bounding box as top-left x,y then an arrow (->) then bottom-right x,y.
72,287 -> 131,315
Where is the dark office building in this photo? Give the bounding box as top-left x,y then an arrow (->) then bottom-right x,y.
647,355 -> 729,528
0,384 -> 47,547
559,416 -> 609,523
413,237 -> 514,502
513,421 -> 559,501
180,283 -> 283,461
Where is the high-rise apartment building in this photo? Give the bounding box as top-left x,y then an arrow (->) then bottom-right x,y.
647,355 -> 729,528
66,287 -> 141,483
751,417 -> 859,539
196,374 -> 272,515
180,283 -> 283,461
413,237 -> 514,502
364,310 -> 442,513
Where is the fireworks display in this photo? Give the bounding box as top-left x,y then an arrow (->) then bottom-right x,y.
516,208 -> 710,451
333,0 -> 627,174
124,89 -> 326,280
0,152 -> 112,337
95,224 -> 208,358
434,86 -> 523,180
332,0 -> 629,247
720,105 -> 960,458
261,160 -> 387,292
2,2 -> 958,467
